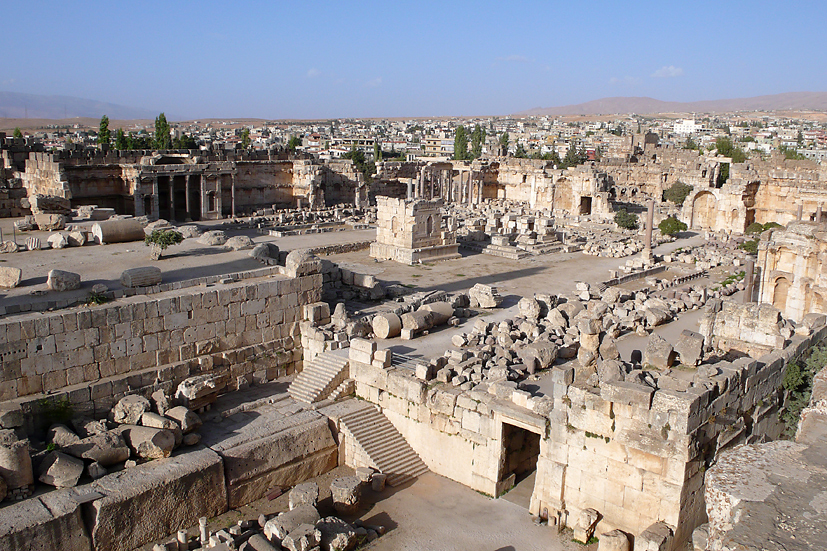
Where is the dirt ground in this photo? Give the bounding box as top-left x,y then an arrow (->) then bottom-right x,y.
140,467 -> 587,551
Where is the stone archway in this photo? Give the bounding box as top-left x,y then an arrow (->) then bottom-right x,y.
692,191 -> 717,230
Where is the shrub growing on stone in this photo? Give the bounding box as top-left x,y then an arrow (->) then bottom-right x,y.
658,216 -> 688,236
614,209 -> 639,230
738,239 -> 758,254
663,181 -> 693,205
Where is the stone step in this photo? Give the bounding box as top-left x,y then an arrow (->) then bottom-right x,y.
288,352 -> 349,404
339,404 -> 428,487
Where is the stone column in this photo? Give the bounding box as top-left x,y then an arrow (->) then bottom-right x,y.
202,176 -> 209,218
418,167 -> 426,199
132,176 -> 143,217
185,174 -> 192,220
477,175 -> 483,204
743,258 -> 755,303
231,173 -> 236,218
467,171 -> 473,206
407,179 -> 413,200
169,176 -> 175,221
152,176 -> 160,220
645,200 -> 655,250
797,204 -> 803,220
818,205 -> 823,223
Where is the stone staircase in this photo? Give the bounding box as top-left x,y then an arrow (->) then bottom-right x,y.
288,350 -> 350,404
339,404 -> 429,487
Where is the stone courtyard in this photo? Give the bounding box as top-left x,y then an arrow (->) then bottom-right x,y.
0,139 -> 826,551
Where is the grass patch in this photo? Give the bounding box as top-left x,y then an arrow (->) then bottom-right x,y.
454,273 -> 466,277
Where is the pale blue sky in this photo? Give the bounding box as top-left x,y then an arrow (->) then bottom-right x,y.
3,0 -> 825,119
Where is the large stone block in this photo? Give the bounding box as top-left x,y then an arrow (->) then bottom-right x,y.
83,446 -> 227,551
0,489 -> 92,551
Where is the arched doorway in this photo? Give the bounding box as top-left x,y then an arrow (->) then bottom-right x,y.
772,277 -> 791,311
692,192 -> 717,230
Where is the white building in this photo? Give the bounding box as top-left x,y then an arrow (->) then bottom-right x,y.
673,119 -> 703,135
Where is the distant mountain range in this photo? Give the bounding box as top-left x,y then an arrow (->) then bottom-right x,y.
0,91 -> 161,120
514,92 -> 827,116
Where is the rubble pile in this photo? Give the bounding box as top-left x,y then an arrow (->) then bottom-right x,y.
0,377 -> 209,498
150,476 -> 387,551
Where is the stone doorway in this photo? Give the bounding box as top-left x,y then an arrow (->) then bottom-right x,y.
579,196 -> 592,215
497,422 -> 541,508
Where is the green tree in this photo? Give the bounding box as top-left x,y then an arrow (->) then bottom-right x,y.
470,124 -> 486,159
287,136 -> 302,152
98,115 -> 111,146
514,143 -> 527,158
562,143 -> 583,168
658,217 -> 688,236
797,130 -> 804,147
614,209 -> 639,230
453,125 -> 468,160
343,147 -> 376,182
663,181 -> 693,205
499,132 -> 510,152
154,113 -> 172,150
373,140 -> 382,161
175,133 -> 197,149
715,137 -> 746,163
114,128 -> 128,150
779,145 -> 806,160
240,128 -> 251,149
684,137 -> 697,150
12,127 -> 22,139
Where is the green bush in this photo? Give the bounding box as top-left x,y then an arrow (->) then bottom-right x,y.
746,221 -> 783,234
614,209 -> 639,230
738,239 -> 758,254
658,217 -> 688,236
663,181 -> 693,205
145,229 -> 184,250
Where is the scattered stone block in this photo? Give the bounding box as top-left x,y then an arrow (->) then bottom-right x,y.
113,395 -> 151,425
0,267 -> 22,288
282,523 -> 321,551
117,425 -> 176,459
47,269 -> 81,291
165,406 -> 202,434
38,451 -> 84,488
675,330 -> 704,366
597,529 -> 630,551
289,482 -> 319,510
643,333 -> 675,370
120,266 -> 162,288
330,476 -> 362,515
573,507 -> 600,543
315,517 -> 357,551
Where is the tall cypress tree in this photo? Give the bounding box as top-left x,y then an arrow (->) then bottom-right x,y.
154,113 -> 172,150
454,125 -> 468,160
98,115 -> 111,146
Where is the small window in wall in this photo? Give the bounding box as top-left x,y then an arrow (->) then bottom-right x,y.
426,215 -> 434,235
208,191 -> 216,212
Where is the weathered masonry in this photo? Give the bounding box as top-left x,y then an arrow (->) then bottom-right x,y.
348,324 -> 826,547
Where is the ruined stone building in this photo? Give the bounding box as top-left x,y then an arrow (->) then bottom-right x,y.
757,221 -> 827,322
369,196 -> 460,264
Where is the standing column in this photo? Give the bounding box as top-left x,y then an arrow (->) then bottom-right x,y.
419,167 -> 426,199
743,258 -> 755,304
132,176 -> 143,217
477,175 -> 483,204
169,176 -> 175,221
185,174 -> 192,220
231,173 -> 237,218
152,176 -> 160,220
817,204 -> 823,223
643,200 -> 655,260
797,204 -> 803,220
467,171 -> 473,206
407,179 -> 413,200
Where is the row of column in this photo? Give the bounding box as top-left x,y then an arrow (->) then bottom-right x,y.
408,168 -> 480,205
134,173 -> 237,220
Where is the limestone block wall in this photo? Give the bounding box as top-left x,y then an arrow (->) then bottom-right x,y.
19,152 -> 71,199
349,325 -> 824,549
0,270 -> 321,418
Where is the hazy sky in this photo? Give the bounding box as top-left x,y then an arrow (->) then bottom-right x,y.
3,0 -> 826,120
